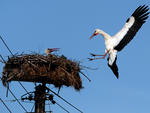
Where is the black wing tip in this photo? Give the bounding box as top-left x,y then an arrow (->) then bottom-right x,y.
134,5 -> 149,12
132,5 -> 149,22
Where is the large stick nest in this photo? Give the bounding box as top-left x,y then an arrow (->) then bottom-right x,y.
1,54 -> 83,90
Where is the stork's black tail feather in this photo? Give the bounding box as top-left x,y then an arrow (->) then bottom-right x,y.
107,56 -> 119,79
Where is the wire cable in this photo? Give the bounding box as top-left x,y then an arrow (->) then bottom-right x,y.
0,36 -> 30,94
0,53 -> 10,97
0,97 -> 12,113
30,104 -> 35,112
0,54 -> 6,63
7,88 -> 28,112
18,82 -> 30,95
46,87 -> 83,113
0,53 -> 30,95
0,35 -> 83,113
0,77 -> 28,112
0,36 -> 13,56
55,102 -> 70,113
79,71 -> 91,82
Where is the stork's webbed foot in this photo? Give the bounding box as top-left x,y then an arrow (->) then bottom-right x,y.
88,58 -> 94,61
90,53 -> 97,57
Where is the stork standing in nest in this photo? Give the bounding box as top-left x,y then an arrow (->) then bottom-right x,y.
45,48 -> 60,55
45,48 -> 61,93
89,5 -> 149,79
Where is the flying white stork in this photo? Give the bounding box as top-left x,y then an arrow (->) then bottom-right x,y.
45,48 -> 60,55
89,5 -> 149,79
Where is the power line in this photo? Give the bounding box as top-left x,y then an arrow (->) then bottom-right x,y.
0,35 -> 32,112
0,77 -> 28,112
0,97 -> 12,113
47,93 -> 70,113
30,104 -> 35,112
0,53 -> 10,97
0,36 -> 30,112
0,53 -> 30,94
79,71 -> 91,82
0,54 -> 6,63
0,35 -> 30,95
46,87 -> 83,113
18,82 -> 30,95
55,102 -> 70,113
0,35 -> 84,113
7,85 -> 28,112
0,36 -> 13,56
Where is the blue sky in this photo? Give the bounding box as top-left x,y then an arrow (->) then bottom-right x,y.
0,0 -> 150,113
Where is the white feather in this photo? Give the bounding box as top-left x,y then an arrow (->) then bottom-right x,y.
112,16 -> 135,46
108,50 -> 117,65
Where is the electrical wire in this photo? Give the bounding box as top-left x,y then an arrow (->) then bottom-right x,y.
0,77 -> 28,112
0,36 -> 13,56
0,35 -> 30,95
55,102 -> 70,113
79,71 -> 91,82
30,104 -> 35,112
0,53 -> 30,95
18,82 -> 30,95
46,87 -> 83,113
0,54 -> 6,63
0,98 -> 12,113
0,53 -> 10,97
0,35 -> 83,113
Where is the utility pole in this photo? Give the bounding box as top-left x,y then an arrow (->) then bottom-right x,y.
22,83 -> 79,113
0,35 -> 84,113
34,83 -> 46,113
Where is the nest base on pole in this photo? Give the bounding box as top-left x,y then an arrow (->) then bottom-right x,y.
2,54 -> 83,90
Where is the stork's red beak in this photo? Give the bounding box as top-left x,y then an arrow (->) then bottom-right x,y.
89,33 -> 99,39
48,48 -> 60,52
51,48 -> 60,51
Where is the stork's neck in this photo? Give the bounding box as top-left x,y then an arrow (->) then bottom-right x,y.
98,30 -> 111,40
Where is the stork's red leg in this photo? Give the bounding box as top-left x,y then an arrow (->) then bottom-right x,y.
89,50 -> 109,61
90,53 -> 107,57
88,57 -> 105,61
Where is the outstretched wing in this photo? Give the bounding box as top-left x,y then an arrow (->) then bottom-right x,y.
114,5 -> 149,51
107,52 -> 119,79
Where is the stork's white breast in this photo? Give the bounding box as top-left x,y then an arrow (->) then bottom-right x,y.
105,38 -> 117,50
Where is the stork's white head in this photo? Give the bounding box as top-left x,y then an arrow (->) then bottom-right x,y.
89,29 -> 102,39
